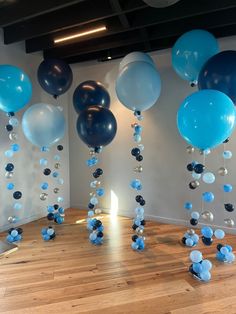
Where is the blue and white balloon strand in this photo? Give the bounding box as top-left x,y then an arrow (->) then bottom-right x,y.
5,112 -> 23,243
130,111 -> 146,251
189,250 -> 212,282
86,147 -> 104,245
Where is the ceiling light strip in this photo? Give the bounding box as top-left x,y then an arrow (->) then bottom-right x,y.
54,26 -> 107,43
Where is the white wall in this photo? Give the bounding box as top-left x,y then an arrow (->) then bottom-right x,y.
69,35 -> 236,233
0,31 -> 70,232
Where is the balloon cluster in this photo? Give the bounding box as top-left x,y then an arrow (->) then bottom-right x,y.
73,80 -> 117,245
47,204 -> 64,224
216,244 -> 235,263
41,226 -> 56,241
6,227 -> 23,243
189,250 -> 212,282
116,52 -> 161,252
182,229 -> 199,247
201,227 -> 225,246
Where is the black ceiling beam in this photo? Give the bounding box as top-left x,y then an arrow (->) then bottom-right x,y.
43,6 -> 236,60
0,0 -> 85,27
109,0 -> 130,28
3,0 -> 146,44
25,0 -> 236,54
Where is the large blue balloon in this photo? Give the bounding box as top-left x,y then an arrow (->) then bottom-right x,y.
73,80 -> 110,114
119,52 -> 155,71
76,106 -> 117,147
116,61 -> 161,112
198,51 -> 236,104
37,59 -> 73,97
172,30 -> 219,84
177,90 -> 236,149
0,65 -> 32,113
22,103 -> 65,147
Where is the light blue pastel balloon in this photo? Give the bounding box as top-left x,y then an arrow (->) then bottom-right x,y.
191,234 -> 199,244
201,259 -> 212,271
190,250 -> 202,263
223,150 -> 232,159
191,211 -> 200,220
134,134 -> 142,143
0,65 -> 32,113
7,183 -> 14,190
54,155 -> 61,161
47,228 -> 54,236
223,184 -> 233,193
177,90 -> 236,150
214,229 -> 225,240
216,251 -> 225,262
11,229 -> 18,237
172,30 -> 219,83
192,172 -> 201,180
225,245 -> 233,252
202,192 -> 214,203
58,207 -> 64,214
43,234 -> 50,241
89,232 -> 97,241
119,52 -> 155,71
116,61 -> 161,112
220,246 -> 229,255
186,238 -> 194,247
14,203 -> 22,210
201,226 -> 213,238
22,103 -> 65,147
200,271 -> 211,281
57,178 -> 64,185
41,182 -> 49,190
11,144 -> 20,152
53,172 -> 59,178
47,206 -> 54,213
202,172 -> 215,184
40,158 -> 48,166
57,196 -> 64,203
9,117 -> 19,127
5,150 -> 14,158
225,252 -> 235,263
6,234 -> 14,243
184,202 -> 192,210
193,262 -> 202,274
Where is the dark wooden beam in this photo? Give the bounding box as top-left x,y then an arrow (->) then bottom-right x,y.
109,0 -> 130,28
0,0 -> 85,27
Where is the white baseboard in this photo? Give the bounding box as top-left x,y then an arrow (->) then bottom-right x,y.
71,204 -> 236,235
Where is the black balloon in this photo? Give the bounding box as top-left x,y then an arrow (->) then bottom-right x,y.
140,200 -> 146,206
95,168 -> 103,176
182,237 -> 187,245
190,218 -> 198,226
57,145 -> 64,151
189,183 -> 197,190
194,163 -> 205,174
54,204 -> 59,210
37,58 -> 73,97
187,163 -> 194,171
76,106 -> 117,147
136,155 -> 143,162
17,227 -> 23,234
189,264 -> 198,276
141,219 -> 146,226
217,243 -> 223,251
135,195 -> 143,203
224,203 -> 234,212
5,124 -> 13,132
88,203 -> 94,209
132,224 -> 138,230
223,137 -> 230,143
44,168 -> 51,176
5,163 -> 14,172
97,231 -> 104,238
202,236 -> 213,246
47,213 -> 54,220
73,80 -> 110,114
131,147 -> 140,157
132,235 -> 138,242
13,191 -> 22,200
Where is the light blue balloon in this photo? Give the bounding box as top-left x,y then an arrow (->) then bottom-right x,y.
214,229 -> 225,240
172,29 -> 219,83
192,234 -> 199,244
88,210 -> 94,217
135,207 -> 144,216
58,207 -> 64,214
225,252 -> 235,263
43,234 -> 50,241
131,242 -> 139,250
202,172 -> 215,184
192,172 -> 201,180
116,61 -> 161,112
119,52 -> 155,71
220,246 -> 229,255
133,134 -> 142,143
96,188 -> 105,197
40,158 -> 48,166
223,150 -> 232,159
11,144 -> 20,152
186,238 -> 194,247
14,203 -> 22,210
225,245 -> 233,252
53,172 -> 59,178
54,155 -> 61,161
5,150 -> 14,158
9,117 -> 19,127
89,232 -> 97,241
193,262 -> 202,274
216,251 -> 225,262
57,178 -> 64,185
41,182 -> 49,190
6,234 -> 14,243
223,184 -> 233,193
200,271 -> 211,281
184,202 -> 192,210
203,148 -> 211,155
47,228 -> 54,236
191,211 -> 200,220
56,216 -> 64,224
0,65 -> 32,113
177,90 -> 236,150
190,250 -> 202,263
202,192 -> 214,203
11,229 -> 18,237
15,234 -> 22,241
47,206 -> 54,213
201,226 -> 213,238
90,197 -> 98,205
57,196 -> 64,203
201,259 -> 212,271
7,183 -> 14,190
22,103 -> 65,147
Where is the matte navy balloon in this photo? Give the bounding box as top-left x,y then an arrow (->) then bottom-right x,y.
73,80 -> 110,114
198,51 -> 236,104
37,58 -> 73,97
76,106 -> 117,147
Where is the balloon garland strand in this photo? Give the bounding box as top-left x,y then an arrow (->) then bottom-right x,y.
5,112 -> 23,243
130,111 -> 146,251
86,146 -> 104,245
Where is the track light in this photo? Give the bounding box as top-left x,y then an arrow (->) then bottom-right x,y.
54,26 -> 107,44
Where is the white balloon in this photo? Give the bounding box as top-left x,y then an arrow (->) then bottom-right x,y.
142,0 -> 180,8
202,172 -> 215,184
119,52 -> 155,71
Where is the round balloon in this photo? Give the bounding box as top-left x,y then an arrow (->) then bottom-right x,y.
76,106 -> 117,147
177,90 -> 236,149
172,30 -> 219,84
119,52 -> 155,71
73,80 -> 110,114
37,58 -> 73,97
116,61 -> 161,111
142,0 -> 180,8
0,65 -> 32,113
22,103 -> 65,147
198,51 -> 236,104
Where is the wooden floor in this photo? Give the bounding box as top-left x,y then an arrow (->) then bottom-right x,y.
0,209 -> 236,313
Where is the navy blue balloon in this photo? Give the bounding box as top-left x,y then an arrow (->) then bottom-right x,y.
76,106 -> 117,147
73,80 -> 110,114
198,51 -> 236,104
37,59 -> 73,97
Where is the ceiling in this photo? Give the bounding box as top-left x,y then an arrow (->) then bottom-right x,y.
1,0 -> 236,64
